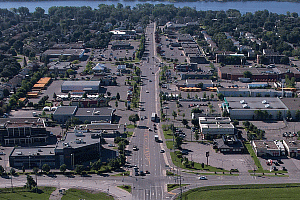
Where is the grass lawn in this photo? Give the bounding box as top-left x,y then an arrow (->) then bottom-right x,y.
167,184 -> 189,192
163,130 -> 173,140
126,131 -> 134,137
117,185 -> 132,193
126,124 -> 136,129
0,187 -> 55,200
166,141 -> 174,149
180,183 -> 300,200
170,152 -> 228,172
112,171 -> 130,176
62,188 -> 113,200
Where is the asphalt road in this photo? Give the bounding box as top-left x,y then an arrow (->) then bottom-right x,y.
127,22 -> 169,200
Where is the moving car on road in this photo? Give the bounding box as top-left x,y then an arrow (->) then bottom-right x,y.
199,176 -> 207,180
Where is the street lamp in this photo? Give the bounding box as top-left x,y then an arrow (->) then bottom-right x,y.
29,152 -> 31,169
70,154 -> 74,169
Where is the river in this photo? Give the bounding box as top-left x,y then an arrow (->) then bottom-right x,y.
0,0 -> 299,14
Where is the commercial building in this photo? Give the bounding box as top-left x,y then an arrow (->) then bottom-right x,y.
0,118 -> 50,146
257,49 -> 287,64
218,66 -> 300,81
223,97 -> 289,120
280,98 -> 300,120
74,107 -> 115,123
61,81 -> 101,93
252,140 -> 284,157
53,106 -> 115,123
213,135 -> 245,153
55,131 -> 102,169
217,88 -> 290,98
111,41 -> 134,50
42,49 -> 85,61
9,147 -> 56,169
283,140 -> 300,158
199,117 -> 235,139
48,62 -> 72,74
52,106 -> 77,123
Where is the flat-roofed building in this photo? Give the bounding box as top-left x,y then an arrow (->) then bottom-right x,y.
0,118 -> 50,146
283,140 -> 300,158
49,62 -> 72,74
53,106 -> 78,123
199,117 -> 234,139
74,107 -> 115,123
223,97 -> 289,120
42,49 -> 85,61
61,81 -> 101,93
252,140 -> 281,157
280,98 -> 300,120
9,147 -> 56,169
218,65 -> 300,81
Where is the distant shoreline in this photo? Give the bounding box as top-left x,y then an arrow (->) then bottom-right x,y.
0,0 -> 299,3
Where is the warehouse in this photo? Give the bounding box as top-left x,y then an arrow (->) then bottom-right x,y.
61,81 -> 101,93
223,97 -> 289,120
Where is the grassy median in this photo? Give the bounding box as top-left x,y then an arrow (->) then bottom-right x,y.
179,183 -> 300,200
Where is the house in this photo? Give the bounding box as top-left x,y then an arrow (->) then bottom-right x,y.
49,62 -> 72,74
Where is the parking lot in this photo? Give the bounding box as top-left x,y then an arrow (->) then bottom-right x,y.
181,142 -> 255,172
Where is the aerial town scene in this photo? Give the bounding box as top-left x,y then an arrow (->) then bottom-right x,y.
0,2 -> 300,199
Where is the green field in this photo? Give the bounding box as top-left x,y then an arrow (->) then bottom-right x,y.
61,188 -> 113,200
180,184 -> 300,200
0,187 -> 55,200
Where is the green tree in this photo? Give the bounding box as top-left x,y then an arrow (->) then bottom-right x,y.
90,159 -> 102,171
276,111 -> 282,120
33,167 -> 39,175
243,71 -> 252,78
172,111 -> 177,120
116,92 -> 120,101
0,165 -> 4,176
203,92 -> 207,99
182,119 -> 188,127
75,165 -> 84,175
174,136 -> 183,149
26,175 -> 36,190
295,110 -> 300,121
42,164 -> 50,173
129,114 -> 139,125
60,164 -> 67,174
115,100 -> 118,108
196,82 -> 203,88
10,168 -> 16,176
286,110 -> 292,120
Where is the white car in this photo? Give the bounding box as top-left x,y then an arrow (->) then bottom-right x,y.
198,176 -> 207,180
146,90 -> 149,93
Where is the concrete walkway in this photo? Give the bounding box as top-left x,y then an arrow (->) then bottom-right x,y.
49,188 -> 65,200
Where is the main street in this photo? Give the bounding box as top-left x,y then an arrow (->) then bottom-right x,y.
127,21 -> 169,200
